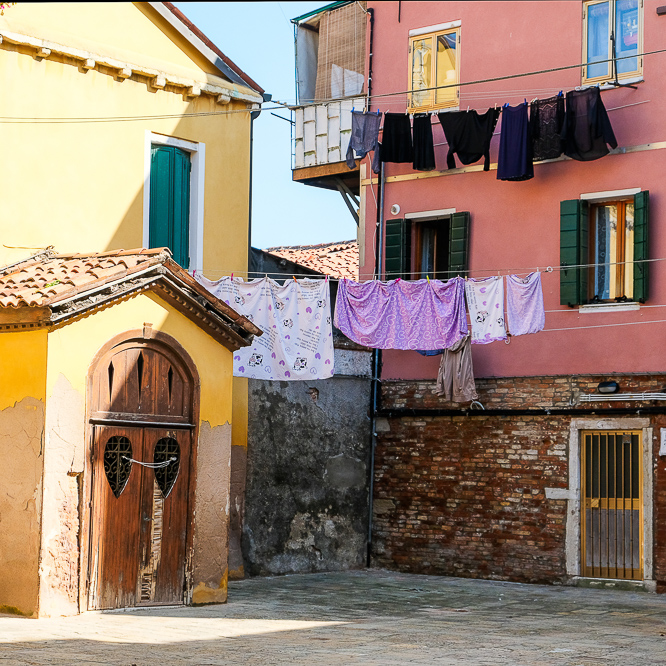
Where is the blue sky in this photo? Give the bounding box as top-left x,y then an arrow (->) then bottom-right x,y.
174,2 -> 358,250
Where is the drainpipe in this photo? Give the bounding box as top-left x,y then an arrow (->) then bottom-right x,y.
248,93 -> 272,267
367,158 -> 385,567
366,7 -> 375,107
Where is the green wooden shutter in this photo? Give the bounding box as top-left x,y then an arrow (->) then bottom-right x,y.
633,190 -> 649,303
448,212 -> 470,278
560,199 -> 589,306
384,218 -> 411,279
149,145 -> 191,269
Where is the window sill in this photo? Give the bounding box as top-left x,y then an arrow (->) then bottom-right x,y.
580,76 -> 644,90
579,302 -> 640,313
408,105 -> 459,115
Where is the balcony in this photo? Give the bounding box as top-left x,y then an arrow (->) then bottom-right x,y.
290,1 -> 367,212
292,96 -> 363,196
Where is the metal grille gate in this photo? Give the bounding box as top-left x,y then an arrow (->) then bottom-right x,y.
581,430 -> 643,580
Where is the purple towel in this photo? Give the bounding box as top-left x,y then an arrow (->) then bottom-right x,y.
334,277 -> 468,350
506,272 -> 545,336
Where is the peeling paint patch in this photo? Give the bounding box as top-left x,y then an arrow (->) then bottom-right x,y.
191,569 -> 228,605
39,373 -> 85,617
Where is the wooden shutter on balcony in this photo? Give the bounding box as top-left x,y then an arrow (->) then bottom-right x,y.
633,190 -> 649,303
560,199 -> 589,306
448,212 -> 470,278
384,218 -> 411,280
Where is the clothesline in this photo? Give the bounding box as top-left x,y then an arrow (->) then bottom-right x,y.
195,254 -> 665,281
373,99 -> 649,121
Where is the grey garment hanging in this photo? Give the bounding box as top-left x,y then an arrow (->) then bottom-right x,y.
435,334 -> 478,402
346,111 -> 381,173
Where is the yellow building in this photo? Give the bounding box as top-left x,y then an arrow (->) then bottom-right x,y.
0,3 -> 264,616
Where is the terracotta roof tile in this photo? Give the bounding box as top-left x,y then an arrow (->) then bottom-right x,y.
0,248 -> 169,308
264,240 -> 359,280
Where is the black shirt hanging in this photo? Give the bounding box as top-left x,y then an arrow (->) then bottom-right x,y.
438,108 -> 500,171
380,113 -> 414,163
412,114 -> 436,171
562,87 -> 617,161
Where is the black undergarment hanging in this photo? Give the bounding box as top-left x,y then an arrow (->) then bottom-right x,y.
530,94 -> 565,162
438,108 -> 500,171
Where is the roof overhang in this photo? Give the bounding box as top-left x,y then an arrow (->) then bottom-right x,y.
149,1 -> 264,99
0,256 -> 261,352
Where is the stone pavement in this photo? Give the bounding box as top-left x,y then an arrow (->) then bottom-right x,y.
2,570 -> 666,665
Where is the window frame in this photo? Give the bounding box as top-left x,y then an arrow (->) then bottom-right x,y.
588,198 -> 634,302
560,189 -> 648,308
384,210 -> 469,281
582,0 -> 643,86
143,132 -> 205,272
408,26 -> 461,113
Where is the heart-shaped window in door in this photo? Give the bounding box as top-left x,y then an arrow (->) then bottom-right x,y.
154,437 -> 180,498
104,436 -> 132,498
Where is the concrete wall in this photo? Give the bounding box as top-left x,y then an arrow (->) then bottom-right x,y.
243,339 -> 372,576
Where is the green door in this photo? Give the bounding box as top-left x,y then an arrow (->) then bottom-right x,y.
149,145 -> 191,269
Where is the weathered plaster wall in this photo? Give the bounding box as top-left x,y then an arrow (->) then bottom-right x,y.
244,343 -> 372,576
0,397 -> 45,617
38,374 -> 85,618
191,421 -> 232,604
0,329 -> 48,617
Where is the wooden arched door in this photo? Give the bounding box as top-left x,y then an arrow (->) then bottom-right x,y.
87,337 -> 198,610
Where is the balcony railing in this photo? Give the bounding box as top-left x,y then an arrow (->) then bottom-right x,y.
292,97 -> 364,170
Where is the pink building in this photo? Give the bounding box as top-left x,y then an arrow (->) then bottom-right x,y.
292,1 -> 666,590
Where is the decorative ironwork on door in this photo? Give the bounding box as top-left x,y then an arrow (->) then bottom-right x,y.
154,437 -> 180,498
581,430 -> 643,580
104,436 -> 132,498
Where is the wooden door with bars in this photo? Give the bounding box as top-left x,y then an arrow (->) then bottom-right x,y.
581,430 -> 643,580
87,340 -> 196,610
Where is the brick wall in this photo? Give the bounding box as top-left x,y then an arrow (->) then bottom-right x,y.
372,373 -> 666,586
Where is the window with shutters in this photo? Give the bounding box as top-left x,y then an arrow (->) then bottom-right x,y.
149,145 -> 191,269
144,132 -> 205,272
385,212 -> 470,280
408,24 -> 460,112
560,191 -> 648,306
582,0 -> 642,85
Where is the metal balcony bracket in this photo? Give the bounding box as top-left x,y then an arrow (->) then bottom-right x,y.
334,177 -> 360,225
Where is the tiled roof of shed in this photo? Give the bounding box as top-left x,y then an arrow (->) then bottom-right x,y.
264,240 -> 359,280
0,248 -> 167,308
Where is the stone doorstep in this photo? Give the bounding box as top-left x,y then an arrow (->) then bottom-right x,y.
567,576 -> 657,593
